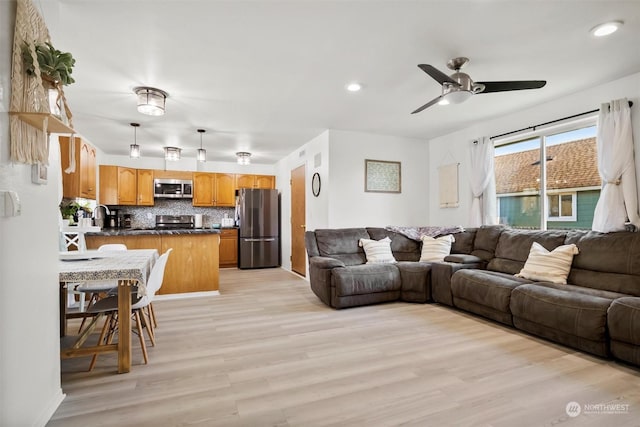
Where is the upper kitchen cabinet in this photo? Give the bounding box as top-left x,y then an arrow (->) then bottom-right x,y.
193,172 -> 236,207
236,174 -> 275,189
99,165 -> 137,205
59,136 -> 97,199
137,169 -> 155,206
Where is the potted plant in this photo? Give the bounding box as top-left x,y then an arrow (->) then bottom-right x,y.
22,41 -> 75,120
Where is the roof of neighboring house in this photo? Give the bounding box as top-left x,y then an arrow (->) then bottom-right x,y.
495,137 -> 600,194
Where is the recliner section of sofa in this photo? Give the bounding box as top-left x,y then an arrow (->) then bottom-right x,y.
305,225 -> 640,368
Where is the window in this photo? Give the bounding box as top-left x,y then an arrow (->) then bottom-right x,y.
495,123 -> 599,230
548,192 -> 577,221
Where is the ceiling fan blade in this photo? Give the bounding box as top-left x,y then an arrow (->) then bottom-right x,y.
418,64 -> 459,86
411,95 -> 443,114
475,80 -> 547,94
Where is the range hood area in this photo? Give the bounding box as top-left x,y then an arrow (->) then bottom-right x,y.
153,178 -> 193,199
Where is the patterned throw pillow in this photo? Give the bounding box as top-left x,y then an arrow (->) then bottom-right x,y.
419,234 -> 455,262
359,237 -> 397,264
515,242 -> 579,284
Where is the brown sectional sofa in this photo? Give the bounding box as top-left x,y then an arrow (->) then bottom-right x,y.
305,226 -> 640,368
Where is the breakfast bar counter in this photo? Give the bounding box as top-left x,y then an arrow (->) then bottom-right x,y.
85,229 -> 220,294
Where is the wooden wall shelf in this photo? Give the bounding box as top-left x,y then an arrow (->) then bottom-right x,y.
10,112 -> 75,134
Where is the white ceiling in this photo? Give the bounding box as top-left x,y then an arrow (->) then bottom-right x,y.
45,1 -> 640,164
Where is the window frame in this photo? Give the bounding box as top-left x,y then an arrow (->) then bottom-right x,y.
493,115 -> 598,230
547,191 -> 577,222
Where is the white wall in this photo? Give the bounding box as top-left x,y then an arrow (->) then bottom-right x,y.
328,130 -> 429,228
0,1 -> 65,425
276,130 -> 329,271
428,71 -> 640,227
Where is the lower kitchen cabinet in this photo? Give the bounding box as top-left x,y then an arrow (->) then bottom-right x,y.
85,232 -> 220,294
219,228 -> 238,268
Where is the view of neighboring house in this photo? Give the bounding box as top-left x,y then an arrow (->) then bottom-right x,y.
495,137 -> 601,229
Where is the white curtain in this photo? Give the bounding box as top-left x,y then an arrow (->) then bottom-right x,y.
592,98 -> 639,232
469,137 -> 497,227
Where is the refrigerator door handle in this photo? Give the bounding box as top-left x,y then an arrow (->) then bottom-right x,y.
243,238 -> 276,242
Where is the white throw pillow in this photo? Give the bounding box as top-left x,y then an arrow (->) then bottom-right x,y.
419,234 -> 455,262
359,237 -> 397,264
515,242 -> 579,284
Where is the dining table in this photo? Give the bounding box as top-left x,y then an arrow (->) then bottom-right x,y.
59,248 -> 159,373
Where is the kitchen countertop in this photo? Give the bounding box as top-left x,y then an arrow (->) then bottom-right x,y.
86,228 -> 222,236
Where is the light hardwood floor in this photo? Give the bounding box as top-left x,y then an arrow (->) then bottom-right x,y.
49,268 -> 640,426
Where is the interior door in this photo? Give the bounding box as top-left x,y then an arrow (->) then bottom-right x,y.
291,164 -> 306,276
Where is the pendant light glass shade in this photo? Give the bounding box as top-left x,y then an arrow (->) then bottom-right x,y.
164,146 -> 181,161
197,129 -> 206,162
129,123 -> 141,158
236,151 -> 251,165
134,86 -> 168,116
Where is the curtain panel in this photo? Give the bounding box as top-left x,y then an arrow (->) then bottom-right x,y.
469,137 -> 497,227
592,98 -> 639,232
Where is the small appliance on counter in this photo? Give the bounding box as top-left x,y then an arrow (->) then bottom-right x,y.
194,214 -> 203,228
155,215 -> 195,230
221,217 -> 234,228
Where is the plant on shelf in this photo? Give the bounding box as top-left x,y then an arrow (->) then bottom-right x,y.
22,41 -> 76,86
22,41 -> 76,123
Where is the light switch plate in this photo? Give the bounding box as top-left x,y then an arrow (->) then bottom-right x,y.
0,190 -> 21,217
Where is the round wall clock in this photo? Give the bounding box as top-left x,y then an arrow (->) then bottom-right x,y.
311,172 -> 321,197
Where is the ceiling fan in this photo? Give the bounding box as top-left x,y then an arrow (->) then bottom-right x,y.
411,57 -> 546,114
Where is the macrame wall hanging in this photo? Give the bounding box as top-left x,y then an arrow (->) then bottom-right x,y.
9,0 -> 74,165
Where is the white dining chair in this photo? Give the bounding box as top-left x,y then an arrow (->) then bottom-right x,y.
85,248 -> 172,370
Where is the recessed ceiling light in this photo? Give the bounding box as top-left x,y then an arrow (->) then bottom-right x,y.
346,82 -> 362,92
590,20 -> 623,37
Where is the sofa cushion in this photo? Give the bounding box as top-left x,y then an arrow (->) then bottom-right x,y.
366,228 -> 420,261
608,297 -> 640,346
419,235 -> 454,262
359,237 -> 397,264
470,225 -> 504,261
314,228 -> 369,266
510,283 -> 614,343
564,230 -> 640,296
451,228 -> 476,254
515,242 -> 579,284
487,229 -> 567,275
396,261 -> 431,302
451,269 -> 532,313
331,264 -> 401,297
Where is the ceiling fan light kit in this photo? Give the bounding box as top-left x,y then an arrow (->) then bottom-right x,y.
411,56 -> 546,114
134,86 -> 169,116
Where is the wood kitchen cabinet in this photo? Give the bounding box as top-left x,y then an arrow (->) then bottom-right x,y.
99,165 -> 136,205
193,172 -> 236,207
236,174 -> 275,189
86,232 -> 220,294
136,169 -> 155,206
219,228 -> 238,267
60,136 -> 97,199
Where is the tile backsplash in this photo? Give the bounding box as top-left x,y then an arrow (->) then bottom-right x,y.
110,199 -> 235,229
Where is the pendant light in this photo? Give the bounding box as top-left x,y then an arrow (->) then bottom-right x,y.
129,122 -> 140,158
197,129 -> 206,162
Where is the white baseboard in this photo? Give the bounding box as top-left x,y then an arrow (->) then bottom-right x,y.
154,290 -> 220,301
36,389 -> 65,427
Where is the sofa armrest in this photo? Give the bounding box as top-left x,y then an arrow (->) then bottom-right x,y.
309,256 -> 346,269
431,261 -> 484,306
444,254 -> 484,264
308,256 -> 346,307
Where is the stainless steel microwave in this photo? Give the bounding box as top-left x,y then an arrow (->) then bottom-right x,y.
153,179 -> 193,198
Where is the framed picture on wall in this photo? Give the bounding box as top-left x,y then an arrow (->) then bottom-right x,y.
365,159 -> 401,193
31,163 -> 48,185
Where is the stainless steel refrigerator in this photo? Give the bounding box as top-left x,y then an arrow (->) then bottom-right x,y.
237,188 -> 280,269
